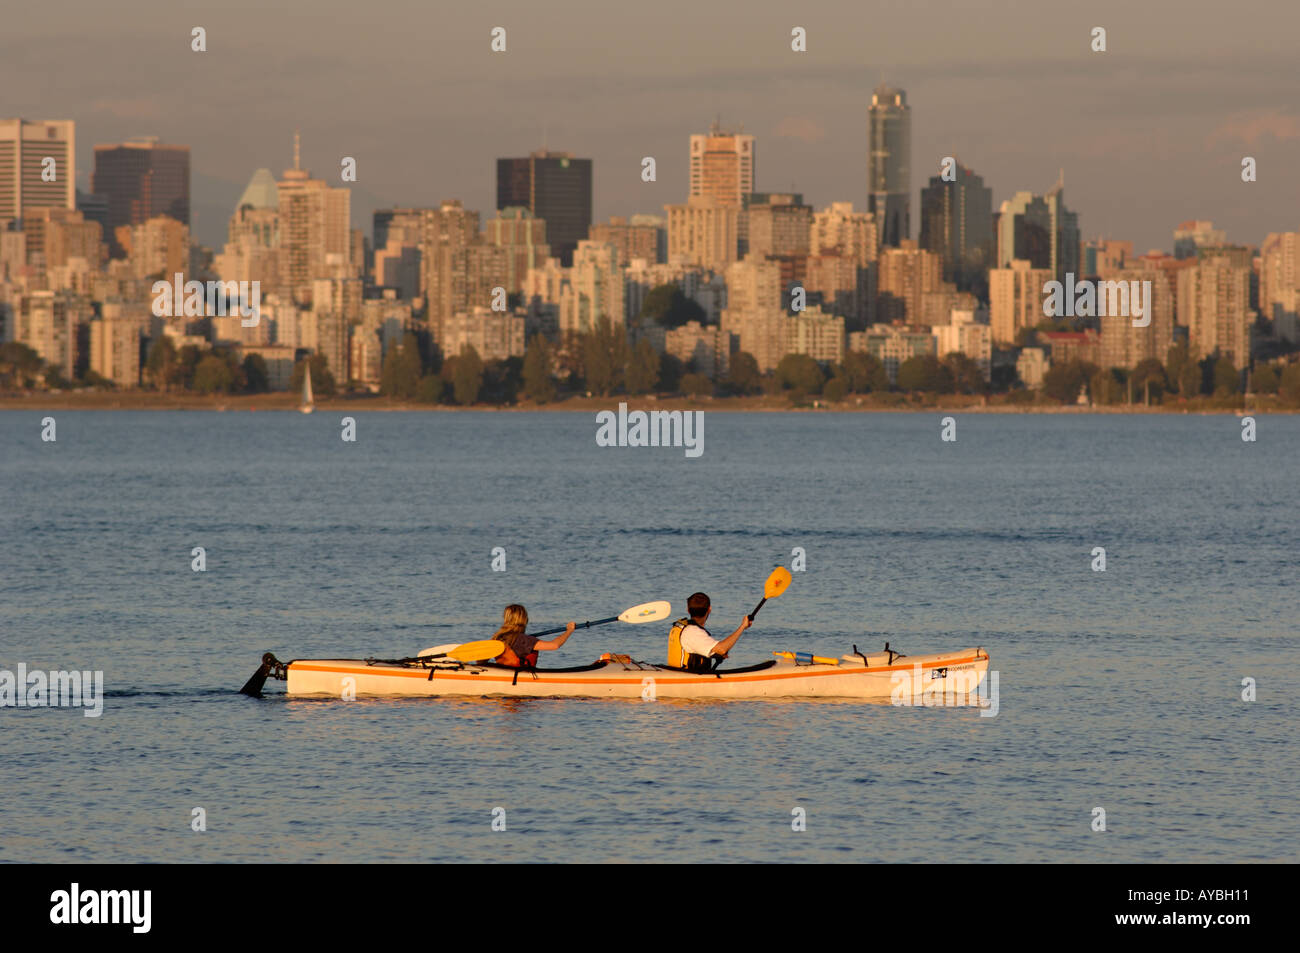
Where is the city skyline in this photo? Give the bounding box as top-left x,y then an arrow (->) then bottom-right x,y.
6,0 -> 1300,253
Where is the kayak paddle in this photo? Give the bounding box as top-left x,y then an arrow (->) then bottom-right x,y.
773,650 -> 839,666
416,600 -> 671,657
435,640 -> 505,661
749,567 -> 792,622
530,600 -> 672,638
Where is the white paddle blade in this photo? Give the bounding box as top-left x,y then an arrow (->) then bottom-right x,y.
617,601 -> 672,624
418,643 -> 460,658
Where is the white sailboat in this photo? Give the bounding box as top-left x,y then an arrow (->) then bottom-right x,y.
300,365 -> 315,414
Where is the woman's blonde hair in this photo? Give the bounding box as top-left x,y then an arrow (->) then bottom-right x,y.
492,604 -> 528,642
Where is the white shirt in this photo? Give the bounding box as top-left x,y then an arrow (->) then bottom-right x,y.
679,623 -> 718,658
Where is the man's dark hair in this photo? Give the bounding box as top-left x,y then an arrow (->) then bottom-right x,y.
687,592 -> 711,619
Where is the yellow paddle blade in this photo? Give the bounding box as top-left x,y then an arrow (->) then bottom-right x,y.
446,640 -> 504,662
617,601 -> 672,624
417,643 -> 459,658
764,567 -> 793,599
773,650 -> 840,666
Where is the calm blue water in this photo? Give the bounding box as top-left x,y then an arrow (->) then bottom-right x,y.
1,410 -> 1296,862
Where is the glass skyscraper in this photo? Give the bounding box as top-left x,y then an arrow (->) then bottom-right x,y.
868,84 -> 911,248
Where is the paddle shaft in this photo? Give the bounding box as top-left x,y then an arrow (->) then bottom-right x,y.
530,615 -> 619,639
748,596 -> 768,622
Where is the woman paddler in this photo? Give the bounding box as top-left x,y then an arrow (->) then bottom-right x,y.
491,604 -> 577,668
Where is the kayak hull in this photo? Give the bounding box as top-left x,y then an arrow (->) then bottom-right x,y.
283,648 -> 990,701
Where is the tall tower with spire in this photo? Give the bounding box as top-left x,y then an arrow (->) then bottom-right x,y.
867,83 -> 911,248
277,132 -> 353,305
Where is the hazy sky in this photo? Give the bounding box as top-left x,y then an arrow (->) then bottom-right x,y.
8,0 -> 1300,252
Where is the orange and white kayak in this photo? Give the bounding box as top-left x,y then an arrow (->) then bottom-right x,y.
252,646 -> 990,701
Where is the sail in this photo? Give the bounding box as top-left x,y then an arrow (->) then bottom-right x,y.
303,366 -> 314,405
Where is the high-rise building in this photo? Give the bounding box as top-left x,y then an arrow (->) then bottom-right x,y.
91,137 -> 189,258
22,207 -> 103,272
1177,253 -> 1252,366
442,306 -> 526,363
119,215 -> 188,280
1081,238 -> 1133,277
1044,172 -> 1080,286
278,136 -> 352,306
810,202 -> 878,265
989,259 -> 1053,344
689,121 -> 755,208
875,240 -> 944,325
496,150 -> 591,266
918,163 -> 993,296
745,193 -> 812,258
1260,230 -> 1300,343
933,308 -> 993,382
996,192 -> 1052,270
588,216 -> 658,267
89,300 -> 149,387
1097,262 -> 1176,370
371,208 -> 423,300
562,240 -> 624,336
0,119 -> 76,222
867,85 -> 911,247
215,178 -> 283,296
1173,220 -> 1227,260
14,289 -> 91,379
419,199 -> 481,338
484,207 -> 549,293
665,197 -> 740,273
995,175 -> 1079,285
724,253 -> 783,316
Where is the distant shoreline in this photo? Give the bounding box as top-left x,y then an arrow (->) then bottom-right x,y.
0,392 -> 1288,414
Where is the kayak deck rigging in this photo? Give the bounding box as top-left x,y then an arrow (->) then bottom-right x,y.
241,645 -> 990,702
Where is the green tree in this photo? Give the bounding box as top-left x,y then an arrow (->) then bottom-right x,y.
177,344 -> 205,391
775,353 -> 825,394
80,369 -> 115,389
380,332 -> 422,399
1279,364 -> 1300,405
581,318 -> 629,396
637,284 -> 705,329
1042,359 -> 1098,403
841,350 -> 890,393
242,354 -> 269,393
416,374 -> 445,404
522,334 -> 557,404
625,338 -> 660,395
1213,358 -> 1240,395
484,356 -> 523,404
289,354 -> 336,397
823,376 -> 848,402
658,353 -> 684,393
1130,358 -> 1167,401
1166,343 -> 1196,396
448,344 -> 484,405
193,354 -> 236,394
724,351 -> 762,395
680,372 -> 712,397
944,353 -> 986,395
1090,368 -> 1123,405
0,341 -> 45,389
897,354 -> 954,393
145,336 -> 179,393
1252,364 -> 1280,394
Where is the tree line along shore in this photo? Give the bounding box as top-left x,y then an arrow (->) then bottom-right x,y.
2,324 -> 1299,413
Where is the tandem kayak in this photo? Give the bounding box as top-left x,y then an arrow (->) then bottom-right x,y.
244,645 -> 991,701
